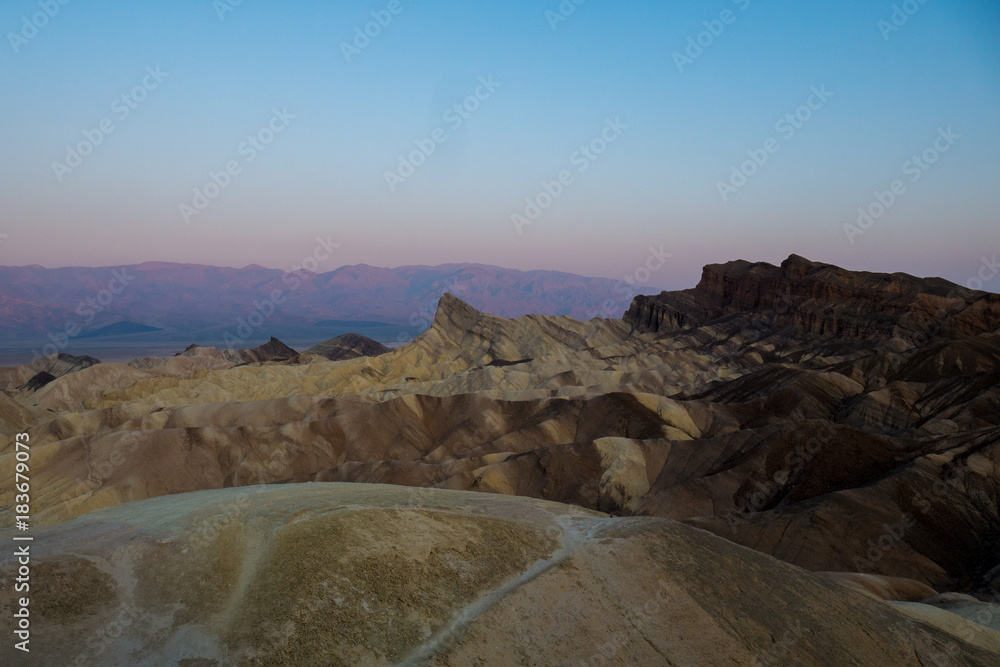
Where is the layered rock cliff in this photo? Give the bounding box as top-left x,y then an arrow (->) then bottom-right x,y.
626,254 -> 1000,344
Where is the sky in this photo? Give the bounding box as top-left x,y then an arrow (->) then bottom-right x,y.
1,0 -> 998,291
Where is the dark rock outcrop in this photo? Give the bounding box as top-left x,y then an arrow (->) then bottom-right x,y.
303,333 -> 390,361
626,254 -> 1000,344
18,370 -> 56,391
0,352 -> 101,392
236,336 -> 298,364
175,337 -> 298,365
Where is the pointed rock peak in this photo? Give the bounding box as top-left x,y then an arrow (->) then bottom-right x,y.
433,292 -> 484,333
223,337 -> 298,364
781,253 -> 815,267
251,337 -> 298,357
436,292 -> 481,315
304,333 -> 390,361
780,254 -> 822,280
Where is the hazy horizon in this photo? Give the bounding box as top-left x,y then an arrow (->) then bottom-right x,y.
3,252 -> 999,296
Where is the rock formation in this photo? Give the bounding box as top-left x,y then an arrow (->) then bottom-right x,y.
2,254 -> 999,664
0,352 -> 100,391
303,333 -> 390,361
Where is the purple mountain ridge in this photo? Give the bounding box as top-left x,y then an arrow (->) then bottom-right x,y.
0,262 -> 646,342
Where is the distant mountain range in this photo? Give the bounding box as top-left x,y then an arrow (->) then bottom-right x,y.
0,262 -> 642,345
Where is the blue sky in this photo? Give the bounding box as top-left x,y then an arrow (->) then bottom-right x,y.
1,0 -> 997,291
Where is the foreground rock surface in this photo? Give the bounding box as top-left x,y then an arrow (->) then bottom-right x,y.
1,483 -> 998,666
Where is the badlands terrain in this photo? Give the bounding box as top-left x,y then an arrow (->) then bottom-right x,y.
3,254 -> 1000,665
